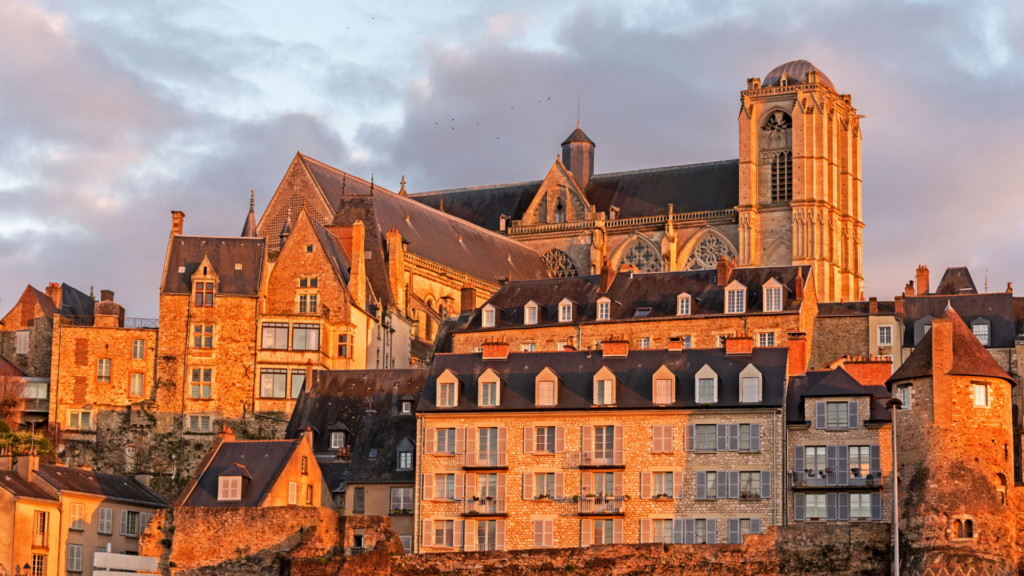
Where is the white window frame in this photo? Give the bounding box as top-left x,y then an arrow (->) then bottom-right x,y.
878,325 -> 893,346
98,507 -> 113,535
738,363 -> 763,403
896,384 -> 912,410
677,293 -> 691,316
398,451 -> 413,471
478,369 -> 501,407
15,330 -> 29,355
67,543 -> 83,573
593,367 -> 617,405
694,364 -> 719,404
482,305 -> 497,328
972,320 -> 991,346
558,299 -> 573,322
757,332 -> 775,347
724,280 -> 747,314
524,302 -> 539,325
597,298 -> 611,320
218,476 -> 242,501
652,365 -> 675,405
637,337 -> 650,350
70,502 -> 85,531
130,373 -> 145,396
288,481 -> 299,505
437,369 -> 460,407
762,278 -> 784,312
974,383 -> 990,407
536,367 -> 559,406
331,431 -> 346,449
69,410 -> 92,431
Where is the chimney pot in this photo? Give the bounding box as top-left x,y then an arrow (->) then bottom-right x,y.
100,290 -> 114,302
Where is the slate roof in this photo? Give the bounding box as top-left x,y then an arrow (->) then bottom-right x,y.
161,236 -> 265,296
310,217 -> 352,286
410,160 -> 739,230
888,307 -> 1015,388
901,293 -> 1015,348
763,59 -> 836,91
456,265 -> 810,333
817,301 -> 896,317
0,472 -> 58,501
35,465 -> 169,507
419,348 -> 789,413
21,283 -> 94,321
179,440 -> 299,507
0,355 -> 25,377
285,370 -> 426,454
345,416 -> 416,485
321,462 -> 349,493
786,368 -> 891,425
562,126 -> 594,145
934,267 -> 978,295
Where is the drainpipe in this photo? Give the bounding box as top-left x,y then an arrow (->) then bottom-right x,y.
415,414 -> 423,554
176,298 -> 192,479
774,408 -> 779,528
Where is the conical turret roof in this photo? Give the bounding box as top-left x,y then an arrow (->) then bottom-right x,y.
241,191 -> 257,237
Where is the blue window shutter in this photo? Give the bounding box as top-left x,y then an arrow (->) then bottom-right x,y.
815,402 -> 826,429
749,423 -> 761,452
728,519 -> 740,544
760,470 -> 771,499
848,401 -> 859,429
826,493 -> 838,521
838,493 -> 849,521
716,424 -> 727,452
728,424 -> 739,452
794,493 -> 805,521
870,445 -> 881,476
695,471 -> 706,500
793,446 -> 804,480
716,471 -> 728,499
706,519 -> 717,544
728,471 -> 740,499
871,492 -> 882,521
837,446 -> 849,486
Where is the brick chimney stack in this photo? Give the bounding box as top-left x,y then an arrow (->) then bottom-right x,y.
349,220 -> 366,308
219,426 -> 236,443
724,335 -> 754,355
386,229 -> 406,313
717,256 -> 734,286
100,290 -> 114,302
0,448 -> 11,472
482,339 -> 509,360
904,281 -> 915,297
894,295 -> 905,316
460,285 -> 477,314
916,265 -> 929,296
44,282 -> 63,307
171,211 -> 185,236
787,332 -> 809,377
868,297 -> 878,314
15,452 -> 39,482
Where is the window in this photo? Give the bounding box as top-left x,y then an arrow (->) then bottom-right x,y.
132,339 -> 145,359
535,379 -> 556,406
190,368 -> 212,398
121,510 -> 140,536
435,474 -> 456,499
653,472 -> 674,498
878,325 -> 892,346
718,335 -> 729,348
68,543 -> 83,572
293,324 -> 320,351
594,427 -> 614,461
680,336 -> 692,348
193,324 -> 214,348
764,287 -> 782,312
480,380 -> 498,406
291,370 -> 306,398
298,294 -> 318,314
850,446 -> 871,477
299,277 -> 319,288
535,426 -> 556,453
638,337 -> 650,349
15,331 -> 28,354
336,334 -> 349,358
402,401 -> 412,413
331,432 -> 346,450
593,519 -> 614,545
301,456 -> 308,474
957,519 -> 975,538
695,424 -> 716,451
478,428 -> 499,459
974,383 -> 989,407
439,381 -> 457,407
595,380 -> 613,405
262,323 -> 289,349
32,511 -> 47,548
391,487 -> 413,511
896,385 -> 912,409
739,424 -> 753,451
804,446 -> 827,474
973,322 -> 990,346
369,449 -> 379,459
70,502 -> 85,530
634,307 -> 652,317
525,303 -> 538,325
99,507 -> 113,534
826,402 -> 849,428
739,472 -> 760,498
436,429 -> 456,453
130,373 -> 145,396
677,295 -> 691,316
698,378 -> 715,403
398,451 -> 413,470
305,244 -> 314,253
69,410 -> 91,430
260,369 -> 287,398
288,481 -> 299,505
483,307 -> 496,328
521,342 -> 536,352
704,471 -> 717,498
536,472 -> 555,498
477,519 -> 498,551
194,282 -> 214,307
306,485 -> 313,505
218,477 -> 242,501
726,289 -> 745,313
188,415 -> 211,432
655,379 -> 673,404
805,493 -> 827,520
353,487 -> 364,512
125,445 -> 136,473
434,520 -> 455,547
653,519 -> 673,544
559,302 -> 572,322
850,493 -> 872,519
97,358 -> 111,382
694,519 -> 708,544
597,299 -> 610,320
757,332 -> 775,347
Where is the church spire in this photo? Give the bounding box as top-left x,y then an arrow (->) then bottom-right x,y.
241,190 -> 257,237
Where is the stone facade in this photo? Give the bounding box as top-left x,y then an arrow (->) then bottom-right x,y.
0,286 -> 56,378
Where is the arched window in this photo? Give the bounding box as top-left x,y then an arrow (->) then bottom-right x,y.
554,199 -> 566,223
771,151 -> 792,203
622,240 -> 662,273
542,249 -> 578,278
964,520 -> 974,538
954,520 -> 963,538
684,234 -> 735,271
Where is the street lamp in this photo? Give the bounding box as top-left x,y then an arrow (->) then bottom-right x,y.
886,397 -> 903,576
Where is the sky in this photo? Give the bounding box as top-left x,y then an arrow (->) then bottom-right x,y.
1,0 -> 1024,318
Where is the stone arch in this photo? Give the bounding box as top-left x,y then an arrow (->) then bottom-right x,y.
611,234 -> 662,273
763,237 -> 792,267
678,228 -> 736,271
541,248 -> 579,278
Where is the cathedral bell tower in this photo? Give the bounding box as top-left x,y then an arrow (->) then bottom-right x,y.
737,60 -> 864,302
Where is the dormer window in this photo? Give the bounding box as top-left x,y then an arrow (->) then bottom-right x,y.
739,364 -> 763,403
597,298 -> 611,320
652,366 -> 676,404
634,307 -> 651,317
194,282 -> 215,307
218,476 -> 242,501
971,318 -> 991,346
437,369 -> 460,408
398,451 -> 413,470
724,281 -> 747,314
535,367 -> 560,406
558,299 -> 574,322
695,364 -> 719,404
401,401 -> 412,414
331,431 -> 346,449
677,294 -> 691,316
762,279 -> 783,312
525,302 -> 539,325
482,305 -> 497,328
593,367 -> 617,405
478,368 -> 501,407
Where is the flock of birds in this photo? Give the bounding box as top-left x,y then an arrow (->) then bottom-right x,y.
433,97 -> 555,139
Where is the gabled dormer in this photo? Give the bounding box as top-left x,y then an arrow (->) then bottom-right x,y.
524,300 -> 541,325
596,296 -> 612,320
695,364 -> 719,404
192,254 -> 219,308
520,158 -> 595,225
652,365 -> 676,404
724,280 -> 747,314
761,277 -> 785,312
558,298 -> 576,323
436,368 -> 461,408
396,437 -> 415,471
535,367 -> 561,406
677,293 -> 692,316
481,304 -> 499,328
738,363 -> 763,403
593,366 -> 618,405
478,367 -> 503,407
217,463 -> 250,501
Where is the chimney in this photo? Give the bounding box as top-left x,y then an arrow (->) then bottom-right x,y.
717,256 -> 734,286
842,356 -> 893,387
668,339 -> 684,352
868,297 -> 878,314
794,268 -> 804,300
171,211 -> 185,236
601,337 -> 629,358
100,290 -> 114,302
460,285 -> 477,314
598,258 -> 616,293
787,332 -> 808,377
1007,282 -> 1013,294
134,473 -> 152,488
903,281 -> 915,297
305,359 -> 313,394
0,448 -> 11,472
386,229 -> 406,313
725,334 -> 754,355
15,453 -> 40,482
349,220 -> 367,308
44,282 -> 63,306
931,315 -> 954,429
894,295 -> 905,317
916,265 -> 929,296
219,425 -> 236,443
302,426 -> 314,447
482,340 -> 509,361
80,463 -> 92,471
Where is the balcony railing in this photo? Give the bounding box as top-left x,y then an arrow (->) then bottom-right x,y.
790,470 -> 885,489
22,398 -> 48,413
464,451 -> 507,468
579,449 -> 625,468
579,496 -> 625,515
463,498 -> 506,515
124,318 -> 159,329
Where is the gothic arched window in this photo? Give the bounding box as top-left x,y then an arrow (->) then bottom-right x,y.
684,234 -> 735,271
771,151 -> 792,203
542,249 -> 578,278
554,199 -> 566,223
622,240 -> 662,273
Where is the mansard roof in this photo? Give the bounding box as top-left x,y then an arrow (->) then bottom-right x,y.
345,416 -> 416,485
419,347 -> 788,413
161,236 -> 265,297
409,160 -> 739,230
901,292 -> 1015,348
786,368 -> 891,425
934,266 -> 977,295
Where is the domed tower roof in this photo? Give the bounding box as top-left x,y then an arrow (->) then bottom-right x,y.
561,125 -> 594,146
763,59 -> 835,91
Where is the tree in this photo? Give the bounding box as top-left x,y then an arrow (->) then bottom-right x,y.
0,370 -> 27,425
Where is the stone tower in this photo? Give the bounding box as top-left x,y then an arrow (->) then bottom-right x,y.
561,124 -> 595,190
738,59 -> 864,302
886,306 -> 1017,575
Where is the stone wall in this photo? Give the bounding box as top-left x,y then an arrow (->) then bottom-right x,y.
809,316 -> 868,370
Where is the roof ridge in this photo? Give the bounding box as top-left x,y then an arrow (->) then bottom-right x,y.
175,235 -> 265,241
590,159 -> 740,179
381,191 -> 542,251
301,153 -> 396,195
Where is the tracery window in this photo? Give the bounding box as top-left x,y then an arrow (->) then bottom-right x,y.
542,249 -> 578,277
554,199 -> 566,223
771,151 -> 792,203
622,241 -> 661,273
684,235 -> 734,271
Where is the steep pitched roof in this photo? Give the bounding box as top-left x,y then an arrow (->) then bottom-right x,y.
0,472 -> 58,501
161,236 -> 265,296
934,267 -> 977,295
562,126 -> 594,145
179,440 -> 299,507
241,192 -> 258,237
786,369 -> 891,424
889,306 -> 1015,387
310,216 -> 352,286
901,293 -> 1014,348
345,416 -> 416,485
35,465 -> 169,507
321,462 -> 348,493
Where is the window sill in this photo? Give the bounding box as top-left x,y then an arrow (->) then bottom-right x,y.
188,398 -> 214,401
66,429 -> 97,435
70,527 -> 84,532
